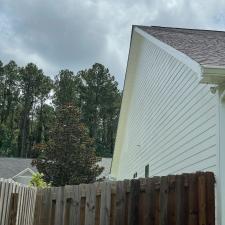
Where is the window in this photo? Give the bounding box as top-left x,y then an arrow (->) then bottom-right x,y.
133,172 -> 137,178
145,164 -> 149,178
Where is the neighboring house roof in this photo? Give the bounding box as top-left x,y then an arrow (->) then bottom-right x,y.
0,157 -> 112,180
97,158 -> 112,179
137,26 -> 225,68
0,158 -> 37,179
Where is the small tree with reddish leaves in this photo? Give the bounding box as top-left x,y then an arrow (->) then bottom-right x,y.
32,104 -> 103,186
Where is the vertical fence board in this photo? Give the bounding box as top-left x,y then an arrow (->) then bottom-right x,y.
198,174 -> 206,225
95,195 -> 101,225
69,185 -> 80,225
138,178 -> 146,225
85,184 -> 96,225
188,174 -> 198,225
8,193 -> 18,225
5,181 -> 14,225
176,175 -> 184,225
115,181 -> 126,225
33,189 -> 42,225
144,178 -> 156,225
1,181 -> 10,225
110,191 -> 116,225
160,176 -> 169,225
55,187 -> 64,225
100,182 -> 111,225
168,176 -> 176,225
128,179 -> 140,225
206,172 -> 215,225
155,184 -> 160,225
0,181 -> 6,225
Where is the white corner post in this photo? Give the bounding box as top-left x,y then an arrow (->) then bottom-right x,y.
218,87 -> 225,225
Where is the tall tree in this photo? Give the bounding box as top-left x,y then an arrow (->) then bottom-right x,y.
0,61 -> 19,124
78,63 -> 121,156
18,63 -> 52,157
0,61 -> 20,156
35,76 -> 53,145
33,104 -> 103,186
54,69 -> 81,107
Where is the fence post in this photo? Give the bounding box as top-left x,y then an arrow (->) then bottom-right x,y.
8,193 -> 18,225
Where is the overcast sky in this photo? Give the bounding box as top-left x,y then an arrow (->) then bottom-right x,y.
1,0 -> 225,88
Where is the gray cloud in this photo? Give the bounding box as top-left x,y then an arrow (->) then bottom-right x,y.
0,0 -> 225,87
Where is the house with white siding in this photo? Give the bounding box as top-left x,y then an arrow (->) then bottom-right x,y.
111,26 -> 225,224
0,158 -> 37,185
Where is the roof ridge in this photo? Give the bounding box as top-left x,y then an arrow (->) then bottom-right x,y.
136,25 -> 225,34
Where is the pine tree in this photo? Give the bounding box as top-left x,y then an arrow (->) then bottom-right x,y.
32,104 -> 103,186
78,63 -> 121,156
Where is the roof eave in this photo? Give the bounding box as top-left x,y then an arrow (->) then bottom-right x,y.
200,65 -> 225,85
135,27 -> 202,75
137,27 -> 225,86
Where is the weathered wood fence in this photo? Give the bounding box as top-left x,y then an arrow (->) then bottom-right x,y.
33,172 -> 215,225
0,179 -> 37,225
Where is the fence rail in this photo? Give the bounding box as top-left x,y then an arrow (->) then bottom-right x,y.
33,172 -> 215,225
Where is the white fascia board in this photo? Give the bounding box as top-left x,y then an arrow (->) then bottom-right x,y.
12,168 -> 35,179
111,29 -> 141,178
135,27 -> 202,76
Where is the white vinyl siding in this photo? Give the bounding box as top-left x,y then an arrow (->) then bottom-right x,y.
117,34 -> 217,179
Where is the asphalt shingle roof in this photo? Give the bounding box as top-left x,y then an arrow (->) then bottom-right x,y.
0,157 -> 111,180
138,26 -> 225,67
0,158 -> 37,179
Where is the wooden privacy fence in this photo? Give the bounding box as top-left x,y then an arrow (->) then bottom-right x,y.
0,179 -> 37,225
33,172 -> 215,225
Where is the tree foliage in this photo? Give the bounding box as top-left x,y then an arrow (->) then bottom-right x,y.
78,63 -> 121,156
0,60 -> 121,161
33,104 -> 103,186
29,172 -> 51,188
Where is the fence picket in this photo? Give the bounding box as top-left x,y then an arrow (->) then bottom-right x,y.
168,175 -> 176,225
128,179 -> 140,225
198,173 -> 206,225
115,181 -> 126,225
69,185 -> 80,225
0,180 -> 6,225
85,184 -> 96,225
55,187 -> 64,225
8,193 -> 18,225
188,174 -> 198,225
206,172 -> 215,225
175,175 -> 185,225
160,176 -> 169,225
100,182 -> 111,225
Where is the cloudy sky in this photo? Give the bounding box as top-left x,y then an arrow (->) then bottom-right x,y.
1,0 -> 225,87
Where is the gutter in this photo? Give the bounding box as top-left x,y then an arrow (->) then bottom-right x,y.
201,65 -> 225,100
201,65 -> 225,85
